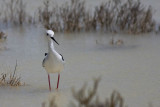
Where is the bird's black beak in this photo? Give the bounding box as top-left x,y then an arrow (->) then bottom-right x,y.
51,37 -> 59,45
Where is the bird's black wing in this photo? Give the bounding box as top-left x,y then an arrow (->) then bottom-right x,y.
59,54 -> 64,61
42,58 -> 45,67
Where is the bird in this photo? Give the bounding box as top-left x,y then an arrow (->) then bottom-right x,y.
42,30 -> 65,91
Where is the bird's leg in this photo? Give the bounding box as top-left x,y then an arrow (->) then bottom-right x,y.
56,73 -> 60,89
48,74 -> 51,91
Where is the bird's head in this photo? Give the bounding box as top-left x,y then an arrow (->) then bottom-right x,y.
46,30 -> 59,45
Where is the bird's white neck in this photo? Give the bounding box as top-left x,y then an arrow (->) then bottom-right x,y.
48,39 -> 55,52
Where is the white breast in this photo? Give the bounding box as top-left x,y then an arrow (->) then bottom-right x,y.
43,52 -> 64,73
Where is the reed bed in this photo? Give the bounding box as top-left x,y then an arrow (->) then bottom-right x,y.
0,61 -> 25,86
0,0 -> 158,34
0,0 -> 27,25
27,0 -> 158,34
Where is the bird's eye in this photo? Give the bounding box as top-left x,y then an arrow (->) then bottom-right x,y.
47,33 -> 49,36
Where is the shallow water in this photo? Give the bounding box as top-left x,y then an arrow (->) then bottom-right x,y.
0,26 -> 160,107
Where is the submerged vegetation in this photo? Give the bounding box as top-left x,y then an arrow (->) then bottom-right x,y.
0,61 -> 25,86
0,0 -> 159,34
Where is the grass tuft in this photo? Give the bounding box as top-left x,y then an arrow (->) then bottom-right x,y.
72,77 -> 100,106
0,60 -> 25,86
0,31 -> 7,39
71,77 -> 126,107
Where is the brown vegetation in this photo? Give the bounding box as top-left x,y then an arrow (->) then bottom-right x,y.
42,77 -> 126,107
71,77 -> 126,107
1,0 -> 27,25
0,61 -> 25,86
37,0 -> 157,34
0,31 -> 7,39
0,0 -> 158,34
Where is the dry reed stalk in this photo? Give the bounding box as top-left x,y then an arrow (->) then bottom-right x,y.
0,0 -> 157,34
0,61 -> 25,86
70,77 -> 126,107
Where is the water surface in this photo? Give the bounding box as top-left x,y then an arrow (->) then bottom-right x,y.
0,26 -> 160,107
